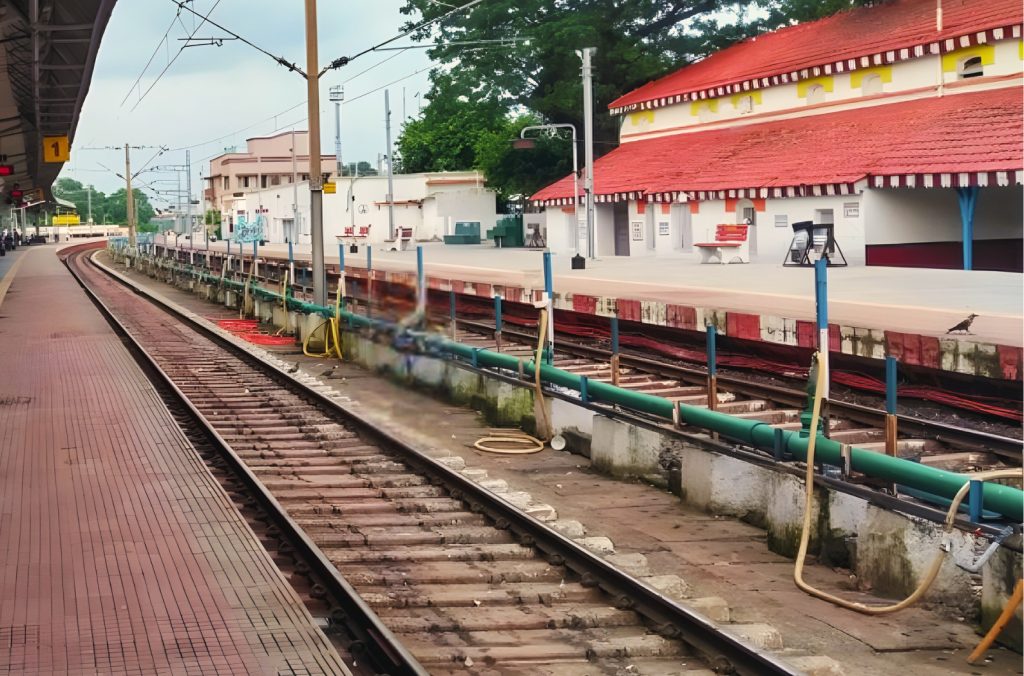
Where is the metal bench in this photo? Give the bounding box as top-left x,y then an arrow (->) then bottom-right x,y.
694,224 -> 750,264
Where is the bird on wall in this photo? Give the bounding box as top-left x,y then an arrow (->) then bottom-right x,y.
946,313 -> 979,334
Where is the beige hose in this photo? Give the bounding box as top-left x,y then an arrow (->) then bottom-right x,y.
474,308 -> 550,454
794,351 -> 1022,614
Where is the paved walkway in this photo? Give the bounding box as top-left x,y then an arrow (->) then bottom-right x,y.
0,245 -> 349,675
160,238 -> 1023,346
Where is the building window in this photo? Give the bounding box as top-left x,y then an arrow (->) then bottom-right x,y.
271,175 -> 281,186
814,208 -> 834,224
774,214 -> 788,228
806,84 -> 825,105
861,74 -> 883,95
261,175 -> 268,189
223,176 -> 229,189
737,95 -> 754,114
959,56 -> 984,79
741,206 -> 757,226
301,173 -> 309,181
241,176 -> 250,188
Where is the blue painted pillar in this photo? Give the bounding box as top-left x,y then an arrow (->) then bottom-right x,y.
956,186 -> 979,271
543,251 -> 554,365
416,245 -> 426,317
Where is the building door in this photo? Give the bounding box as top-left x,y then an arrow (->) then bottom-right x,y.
673,204 -> 691,251
741,204 -> 758,257
613,202 -> 630,256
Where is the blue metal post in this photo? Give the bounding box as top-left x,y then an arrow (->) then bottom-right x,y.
416,245 -> 425,318
252,240 -> 258,277
968,480 -> 983,522
366,245 -> 373,318
449,289 -> 457,339
706,324 -> 717,411
611,316 -> 620,355
494,295 -> 503,333
815,257 -> 830,434
885,356 -> 898,415
288,239 -> 295,285
543,251 -> 554,365
957,186 -> 978,271
338,244 -> 345,311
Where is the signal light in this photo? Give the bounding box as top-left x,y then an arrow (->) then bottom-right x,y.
0,164 -> 12,177
10,188 -> 23,200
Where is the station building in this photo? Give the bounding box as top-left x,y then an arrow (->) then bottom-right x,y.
218,170 -> 497,247
531,0 -> 1023,272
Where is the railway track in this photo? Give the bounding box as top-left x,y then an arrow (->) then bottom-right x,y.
67,247 -> 799,674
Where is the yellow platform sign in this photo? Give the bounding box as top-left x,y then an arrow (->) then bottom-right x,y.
323,181 -> 336,194
42,135 -> 70,163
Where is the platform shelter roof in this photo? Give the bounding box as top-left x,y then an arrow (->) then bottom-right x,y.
532,86 -> 1023,205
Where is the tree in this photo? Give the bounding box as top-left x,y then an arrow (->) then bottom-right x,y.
104,188 -> 155,226
398,0 -> 874,196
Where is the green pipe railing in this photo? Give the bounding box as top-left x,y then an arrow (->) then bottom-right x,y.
117,245 -> 1024,522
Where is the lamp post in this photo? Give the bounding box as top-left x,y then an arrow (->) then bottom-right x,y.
517,124 -> 580,265
330,85 -> 344,179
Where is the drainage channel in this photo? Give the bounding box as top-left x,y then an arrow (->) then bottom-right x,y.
67,246 -> 799,675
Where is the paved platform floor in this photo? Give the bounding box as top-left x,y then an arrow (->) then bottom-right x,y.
161,238 -> 1023,346
0,245 -> 349,675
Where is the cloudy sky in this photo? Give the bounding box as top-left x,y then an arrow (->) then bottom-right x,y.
62,0 -> 434,208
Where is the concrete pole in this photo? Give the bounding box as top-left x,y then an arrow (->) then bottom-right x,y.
291,128 -> 299,244
581,47 -> 596,259
384,90 -> 395,241
571,127 -> 579,254
333,86 -> 344,177
125,143 -> 136,249
186,149 -> 193,239
304,0 -> 326,306
87,184 -> 92,224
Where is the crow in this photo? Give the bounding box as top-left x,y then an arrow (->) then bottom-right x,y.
287,362 -> 300,374
946,313 -> 978,334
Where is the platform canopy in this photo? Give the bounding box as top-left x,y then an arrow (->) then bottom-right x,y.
0,0 -> 116,200
532,86 -> 1024,206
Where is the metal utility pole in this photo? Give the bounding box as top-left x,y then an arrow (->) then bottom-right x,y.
185,149 -> 193,237
330,85 -> 344,178
291,128 -> 299,243
581,47 -> 597,259
87,184 -> 92,224
304,0 -> 326,306
125,142 -> 137,248
384,89 -> 395,241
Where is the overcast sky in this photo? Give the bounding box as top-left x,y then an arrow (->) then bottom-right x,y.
62,0 -> 434,208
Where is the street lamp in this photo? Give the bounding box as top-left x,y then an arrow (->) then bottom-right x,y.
518,124 -> 582,267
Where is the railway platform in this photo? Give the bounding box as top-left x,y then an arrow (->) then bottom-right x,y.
0,244 -> 348,675
158,239 -> 1024,384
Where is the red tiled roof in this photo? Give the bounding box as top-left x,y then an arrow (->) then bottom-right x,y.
609,0 -> 1022,113
532,87 -> 1023,203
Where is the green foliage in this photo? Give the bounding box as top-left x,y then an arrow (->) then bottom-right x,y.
397,0 -> 874,197
53,177 -> 155,226
204,209 -> 221,226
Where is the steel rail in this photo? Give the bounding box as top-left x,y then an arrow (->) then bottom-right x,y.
62,248 -> 428,676
85,248 -> 800,676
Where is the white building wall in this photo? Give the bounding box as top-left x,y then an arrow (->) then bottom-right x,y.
620,38 -> 1024,143
229,172 -> 495,249
594,204 -> 616,257
862,186 -> 1023,245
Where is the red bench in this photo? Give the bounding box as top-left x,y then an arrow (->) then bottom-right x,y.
341,225 -> 370,238
694,224 -> 750,264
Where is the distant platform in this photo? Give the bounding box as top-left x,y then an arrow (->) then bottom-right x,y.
0,244 -> 347,675
161,238 -> 1024,380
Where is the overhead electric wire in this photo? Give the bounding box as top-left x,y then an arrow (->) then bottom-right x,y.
120,9 -> 183,106
320,0 -> 485,76
130,0 -> 225,111
343,67 -> 432,105
170,0 -> 304,77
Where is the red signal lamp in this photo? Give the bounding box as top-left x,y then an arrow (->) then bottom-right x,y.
10,189 -> 23,200
0,164 -> 13,177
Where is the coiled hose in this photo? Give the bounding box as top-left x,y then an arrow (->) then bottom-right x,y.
795,351 -> 1022,614
473,308 -> 549,455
